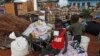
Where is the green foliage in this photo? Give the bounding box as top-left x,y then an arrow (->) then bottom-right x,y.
96,2 -> 100,7
47,0 -> 59,2
0,0 -> 4,5
81,9 -> 92,18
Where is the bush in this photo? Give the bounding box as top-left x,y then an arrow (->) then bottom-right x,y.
80,9 -> 92,19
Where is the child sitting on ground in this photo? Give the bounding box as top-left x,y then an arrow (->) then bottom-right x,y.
40,19 -> 68,56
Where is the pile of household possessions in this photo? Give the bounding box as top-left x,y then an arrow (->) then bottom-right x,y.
0,14 -> 30,49
6,16 -> 90,56
0,12 -> 90,56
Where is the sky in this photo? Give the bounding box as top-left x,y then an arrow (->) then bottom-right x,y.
58,0 -> 68,7
14,0 -> 27,2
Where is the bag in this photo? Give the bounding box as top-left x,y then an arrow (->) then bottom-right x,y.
9,32 -> 29,56
11,37 -> 29,56
71,40 -> 79,49
80,36 -> 90,51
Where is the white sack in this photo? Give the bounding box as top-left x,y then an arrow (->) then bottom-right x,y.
11,36 -> 29,56
80,36 -> 90,51
9,32 -> 17,39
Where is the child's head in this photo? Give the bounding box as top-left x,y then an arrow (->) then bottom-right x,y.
55,19 -> 63,29
71,14 -> 79,23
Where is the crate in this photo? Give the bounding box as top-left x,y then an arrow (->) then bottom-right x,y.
4,1 -> 34,16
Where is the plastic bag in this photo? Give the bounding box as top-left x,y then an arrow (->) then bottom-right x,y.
80,36 -> 90,51
9,32 -> 29,56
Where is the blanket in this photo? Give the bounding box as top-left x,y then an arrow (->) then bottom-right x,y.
57,41 -> 88,56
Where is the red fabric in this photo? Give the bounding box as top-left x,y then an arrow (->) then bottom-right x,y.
50,29 -> 66,50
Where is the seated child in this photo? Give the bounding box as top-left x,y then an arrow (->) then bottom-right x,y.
41,20 -> 68,56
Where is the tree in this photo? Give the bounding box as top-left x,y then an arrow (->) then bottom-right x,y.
4,0 -> 14,3
96,2 -> 100,8
0,0 -> 4,5
80,9 -> 92,19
